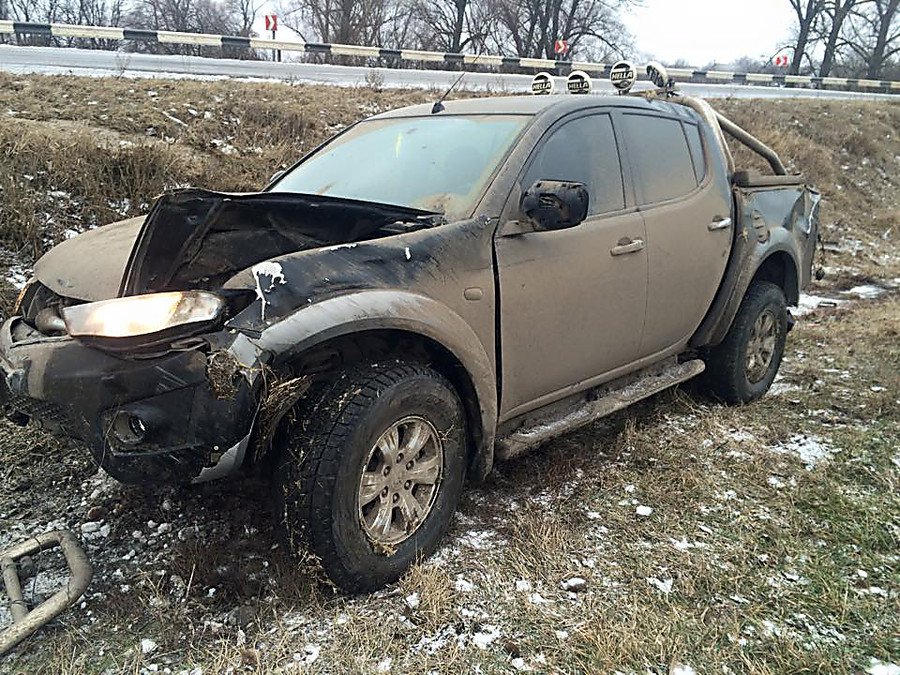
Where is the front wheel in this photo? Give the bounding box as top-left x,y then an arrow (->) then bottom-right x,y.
276,361 -> 467,593
701,281 -> 789,404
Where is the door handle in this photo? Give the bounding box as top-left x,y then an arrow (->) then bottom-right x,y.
610,238 -> 645,256
708,217 -> 732,231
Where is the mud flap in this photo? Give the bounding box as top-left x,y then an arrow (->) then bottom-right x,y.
0,530 -> 92,655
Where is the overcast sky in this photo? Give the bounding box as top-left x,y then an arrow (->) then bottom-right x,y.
623,0 -> 797,66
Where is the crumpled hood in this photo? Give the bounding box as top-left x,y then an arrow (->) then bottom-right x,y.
120,188 -> 438,296
32,188 -> 438,303
33,216 -> 145,302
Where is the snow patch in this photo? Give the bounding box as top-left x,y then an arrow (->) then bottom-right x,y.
471,624 -> 500,650
868,659 -> 900,675
453,576 -> 474,593
670,664 -> 697,675
770,434 -> 835,470
843,284 -> 886,299
795,293 -> 847,316
646,577 -> 674,594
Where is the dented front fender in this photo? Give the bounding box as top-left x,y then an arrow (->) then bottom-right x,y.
234,289 -> 499,476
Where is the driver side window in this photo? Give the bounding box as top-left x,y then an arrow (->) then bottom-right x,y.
521,113 -> 625,216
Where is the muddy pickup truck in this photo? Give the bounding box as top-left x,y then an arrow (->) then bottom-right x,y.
0,86 -> 818,592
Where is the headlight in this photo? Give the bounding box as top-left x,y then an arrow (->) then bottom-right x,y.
62,291 -> 224,338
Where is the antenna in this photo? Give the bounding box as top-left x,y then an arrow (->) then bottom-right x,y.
432,52 -> 482,114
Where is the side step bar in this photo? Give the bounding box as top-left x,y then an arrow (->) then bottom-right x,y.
496,359 -> 706,460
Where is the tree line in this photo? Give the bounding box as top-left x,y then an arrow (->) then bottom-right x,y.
787,0 -> 898,79
1,0 -> 897,79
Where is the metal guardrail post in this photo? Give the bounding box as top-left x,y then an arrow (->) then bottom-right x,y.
0,530 -> 92,655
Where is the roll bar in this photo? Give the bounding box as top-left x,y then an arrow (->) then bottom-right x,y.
655,92 -> 789,176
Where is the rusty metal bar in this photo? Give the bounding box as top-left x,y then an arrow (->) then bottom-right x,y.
0,530 -> 92,655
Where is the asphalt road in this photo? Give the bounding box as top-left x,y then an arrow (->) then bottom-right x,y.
0,44 -> 896,101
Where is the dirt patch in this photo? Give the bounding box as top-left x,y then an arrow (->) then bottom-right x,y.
253,374 -> 311,463
206,351 -> 244,401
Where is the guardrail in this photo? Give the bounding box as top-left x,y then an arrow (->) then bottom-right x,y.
1,20 -> 898,94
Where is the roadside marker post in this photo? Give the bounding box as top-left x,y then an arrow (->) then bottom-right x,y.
265,14 -> 279,62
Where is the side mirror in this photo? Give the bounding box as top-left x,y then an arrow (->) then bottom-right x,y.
518,180 -> 589,232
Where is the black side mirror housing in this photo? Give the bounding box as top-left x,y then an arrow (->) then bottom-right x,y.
519,180 -> 589,232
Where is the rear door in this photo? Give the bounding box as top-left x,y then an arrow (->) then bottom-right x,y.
619,112 -> 732,357
494,112 -> 648,419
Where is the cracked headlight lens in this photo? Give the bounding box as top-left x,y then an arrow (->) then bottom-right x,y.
62,291 -> 224,338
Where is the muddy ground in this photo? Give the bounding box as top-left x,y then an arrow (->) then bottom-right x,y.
0,77 -> 897,673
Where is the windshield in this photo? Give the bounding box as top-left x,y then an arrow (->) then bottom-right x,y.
272,114 -> 529,220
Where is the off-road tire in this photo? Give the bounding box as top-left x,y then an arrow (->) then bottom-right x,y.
276,361 -> 466,593
701,281 -> 788,404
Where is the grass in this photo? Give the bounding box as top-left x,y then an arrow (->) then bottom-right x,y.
0,75 -> 897,673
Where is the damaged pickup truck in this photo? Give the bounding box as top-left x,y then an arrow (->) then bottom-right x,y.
0,83 -> 818,592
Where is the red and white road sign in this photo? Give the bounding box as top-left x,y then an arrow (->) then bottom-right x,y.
265,15 -> 278,32
554,39 -> 569,55
774,54 -> 789,67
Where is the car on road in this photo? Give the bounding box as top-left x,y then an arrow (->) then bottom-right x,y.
0,87 -> 819,592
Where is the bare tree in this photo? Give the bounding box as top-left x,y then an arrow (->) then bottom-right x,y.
787,0 -> 826,74
228,0 -> 260,35
818,0 -> 861,76
487,0 -> 633,60
7,0 -> 124,47
409,0 -> 489,52
845,0 -> 899,77
278,0 -> 392,44
127,0 -> 246,54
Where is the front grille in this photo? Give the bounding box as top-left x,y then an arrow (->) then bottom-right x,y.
6,394 -> 70,425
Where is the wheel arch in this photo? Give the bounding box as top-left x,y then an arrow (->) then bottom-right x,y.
692,240 -> 802,348
752,250 -> 800,306
251,290 -> 498,478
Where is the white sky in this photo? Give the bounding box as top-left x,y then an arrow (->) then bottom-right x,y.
623,0 -> 796,67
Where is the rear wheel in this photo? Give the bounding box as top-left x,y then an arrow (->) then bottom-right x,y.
701,281 -> 788,404
275,361 -> 466,593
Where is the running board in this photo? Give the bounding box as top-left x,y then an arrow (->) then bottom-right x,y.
495,359 -> 706,460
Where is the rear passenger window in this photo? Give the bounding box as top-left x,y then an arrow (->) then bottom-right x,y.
521,114 -> 625,216
683,122 -> 707,183
621,114 -> 697,205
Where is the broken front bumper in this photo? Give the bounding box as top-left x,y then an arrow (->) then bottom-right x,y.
0,317 -> 256,485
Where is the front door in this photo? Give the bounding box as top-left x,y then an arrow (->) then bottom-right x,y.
494,112 -> 648,419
